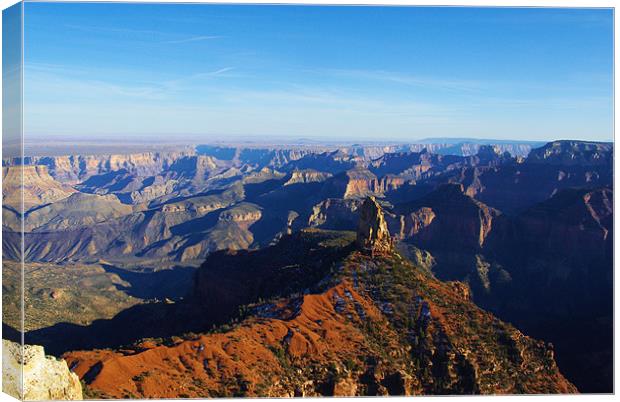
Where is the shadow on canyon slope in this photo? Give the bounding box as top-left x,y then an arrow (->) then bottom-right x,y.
100,264 -> 196,300
22,231 -> 355,358
21,264 -> 205,356
23,298 -> 209,356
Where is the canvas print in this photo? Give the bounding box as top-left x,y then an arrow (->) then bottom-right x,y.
1,2 -> 614,399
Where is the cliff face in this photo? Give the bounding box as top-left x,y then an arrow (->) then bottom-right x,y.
395,207 -> 436,240
321,168 -> 406,200
506,187 -> 613,392
356,197 -> 393,255
5,183 -> 250,263
3,340 -> 82,400
24,193 -> 133,232
517,187 -> 612,261
3,165 -> 76,212
526,141 -> 613,166
282,153 -> 358,175
343,168 -> 382,198
63,230 -> 576,398
370,150 -> 459,179
369,146 -> 510,181
378,175 -> 407,193
14,150 -> 198,183
404,141 -> 613,214
452,143 -> 612,213
412,142 -> 535,158
168,155 -> 218,184
394,185 -> 613,393
497,187 -> 614,314
284,169 -> 332,186
217,202 -> 262,225
195,141 -> 536,169
196,146 -> 318,167
395,184 -> 502,250
308,198 -> 360,230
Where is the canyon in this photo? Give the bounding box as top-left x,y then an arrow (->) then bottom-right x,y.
2,138 -> 613,396
64,208 -> 576,397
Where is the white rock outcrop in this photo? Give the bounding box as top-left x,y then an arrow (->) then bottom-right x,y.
3,339 -> 82,400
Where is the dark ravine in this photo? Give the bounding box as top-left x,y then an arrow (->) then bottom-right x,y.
392,185 -> 613,392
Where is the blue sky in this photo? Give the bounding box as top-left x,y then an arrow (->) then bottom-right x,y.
23,4 -> 613,142
3,3 -> 22,156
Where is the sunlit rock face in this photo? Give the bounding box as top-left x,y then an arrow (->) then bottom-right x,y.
3,165 -> 76,211
3,340 -> 83,400
356,196 -> 393,255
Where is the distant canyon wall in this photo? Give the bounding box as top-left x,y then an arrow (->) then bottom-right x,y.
3,141 -> 537,184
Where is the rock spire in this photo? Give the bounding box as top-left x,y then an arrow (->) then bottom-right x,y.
356,196 -> 393,255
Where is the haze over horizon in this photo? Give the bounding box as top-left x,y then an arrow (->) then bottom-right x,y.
22,4 -> 613,142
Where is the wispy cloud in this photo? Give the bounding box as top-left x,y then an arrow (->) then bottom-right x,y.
64,24 -> 223,45
315,68 -> 482,93
163,35 -> 222,44
64,24 -> 164,36
215,84 -> 463,120
156,67 -> 235,92
193,67 -> 235,77
25,64 -> 236,102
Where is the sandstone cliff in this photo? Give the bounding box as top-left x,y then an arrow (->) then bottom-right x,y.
24,193 -> 133,232
526,141 -> 612,166
3,165 -> 76,211
395,184 -> 502,250
12,150 -> 198,183
284,169 -> 332,186
322,168 -> 405,199
356,197 -> 393,255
